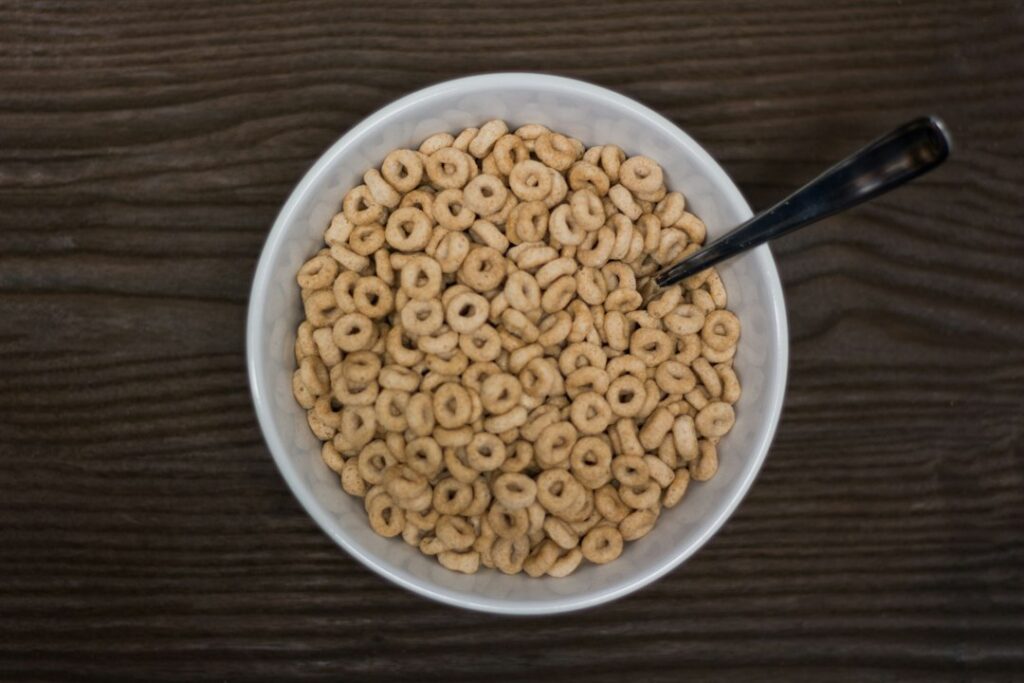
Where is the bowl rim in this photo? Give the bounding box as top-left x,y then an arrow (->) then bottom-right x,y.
247,72 -> 789,615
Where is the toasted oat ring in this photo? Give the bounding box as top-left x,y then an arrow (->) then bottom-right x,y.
492,134 -> 530,176
342,185 -> 385,226
337,405 -> 375,452
380,149 -> 424,194
567,161 -> 611,197
465,432 -> 507,472
695,401 -> 736,438
432,188 -> 475,230
460,323 -> 502,362
620,508 -> 658,541
426,147 -> 473,189
367,493 -> 404,537
523,539 -> 561,578
620,480 -> 661,510
297,254 -> 338,290
428,382 -> 471,430
331,312 -> 374,353
535,421 -> 578,468
702,309 -> 740,352
351,276 -> 393,319
605,374 -> 647,418
382,463 -> 429,502
664,304 -> 705,337
655,191 -> 686,226
303,289 -> 343,328
578,226 -> 615,268
491,472 -> 537,510
400,188 -> 434,216
581,525 -> 623,564
459,246 -> 507,292
491,534 -> 530,575
431,476 -> 472,515
564,366 -> 610,400
611,454 -> 649,487
608,184 -> 642,220
400,299 -> 444,337
534,132 -> 578,172
357,441 -> 396,486
480,372 -> 522,414
537,311 -> 572,347
548,204 -> 585,246
568,189 -> 605,231
655,359 -> 697,395
600,144 -> 625,183
619,156 -> 664,194
536,469 -> 584,514
444,290 -> 488,334
508,200 -> 549,243
676,211 -> 707,244
487,503 -> 530,540
630,328 -> 673,366
504,270 -> 541,312
398,255 -> 442,302
434,515 -> 476,551
374,388 -> 410,432
569,436 -> 613,489
518,356 -> 558,398
463,173 -> 508,215
559,341 -> 607,376
384,207 -> 432,252
569,391 -> 613,435
508,160 -> 553,201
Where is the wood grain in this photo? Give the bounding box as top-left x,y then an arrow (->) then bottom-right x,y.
1,1 -> 1022,680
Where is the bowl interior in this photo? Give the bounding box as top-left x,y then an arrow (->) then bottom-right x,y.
248,74 -> 787,614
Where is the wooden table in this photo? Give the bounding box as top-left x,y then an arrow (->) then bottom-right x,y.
2,2 -> 1022,680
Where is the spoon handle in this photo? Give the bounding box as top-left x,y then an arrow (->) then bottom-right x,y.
652,116 -> 952,288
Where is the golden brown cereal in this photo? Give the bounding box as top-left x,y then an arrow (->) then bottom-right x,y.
292,123 -> 742,578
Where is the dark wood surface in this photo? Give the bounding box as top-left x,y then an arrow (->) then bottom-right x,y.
1,1 -> 1022,680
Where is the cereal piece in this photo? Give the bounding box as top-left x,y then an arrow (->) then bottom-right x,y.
509,160 -> 553,201
695,401 -> 736,438
426,147 -> 473,189
581,525 -> 623,564
619,156 -> 663,195
438,550 -> 480,574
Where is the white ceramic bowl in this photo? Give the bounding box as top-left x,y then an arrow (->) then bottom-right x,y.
247,73 -> 788,615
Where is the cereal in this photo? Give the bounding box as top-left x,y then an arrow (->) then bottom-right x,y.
290,121 -> 742,578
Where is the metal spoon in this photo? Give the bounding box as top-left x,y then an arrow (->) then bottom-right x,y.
642,116 -> 952,297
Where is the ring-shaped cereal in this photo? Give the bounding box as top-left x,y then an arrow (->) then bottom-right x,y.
692,357 -> 722,398
467,119 -> 508,158
459,246 -> 507,292
399,299 -> 444,337
508,200 -> 549,243
655,229 -> 690,265
381,149 -> 424,194
575,266 -> 607,306
537,311 -> 572,347
619,508 -> 658,541
599,144 -> 625,183
611,454 -> 649,487
399,255 -> 443,301
382,463 -> 429,503
569,391 -> 613,435
594,485 -> 629,523
508,160 -> 553,201
702,309 -> 740,352
619,480 -> 661,510
646,287 -> 682,321
638,405 -> 674,450
432,476 -> 472,515
655,191 -> 685,227
675,211 -> 707,244
630,328 -> 674,366
533,132 -> 578,171
436,515 -> 477,551
548,204 -> 585,246
578,226 -> 615,268
535,469 -> 584,514
566,300 -> 593,343
400,188 -> 434,216
462,173 -> 508,215
581,525 -> 623,564
483,405 -> 528,434
465,432 -> 507,472
432,188 -> 475,231
432,382 -> 473,429
619,155 -> 664,194
518,356 -> 557,399
336,405 -> 376,453
352,276 -> 393,319
491,472 -> 537,510
695,401 -> 736,438
608,184 -> 642,220
419,132 -> 454,155
342,184 -> 385,226
511,244 -> 558,271
425,147 -> 473,189
297,254 -> 338,290
444,290 -> 488,334
559,341 -> 607,376
374,388 -> 410,432
385,207 -> 432,252
656,359 -> 697,395
604,289 -> 643,313
565,366 -> 611,399
492,134 -> 530,176
332,312 -> 374,352
302,289 -> 342,328
569,436 -> 613,489
568,189 -> 605,231
452,127 -> 478,152
487,502 -> 530,541
567,161 -> 611,197
480,372 -> 522,414
469,219 -> 509,253
363,168 -> 400,209
500,308 -> 539,344
600,311 -> 628,352
539,275 -> 576,314
416,328 -> 458,357
367,493 -> 405,537
636,213 -> 661,253
605,374 -> 647,418
535,421 -> 579,468
504,270 -> 541,313
491,535 -> 530,575
460,323 -> 502,362
357,441 -> 396,486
